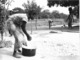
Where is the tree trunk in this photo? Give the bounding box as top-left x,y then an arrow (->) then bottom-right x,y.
31,19 -> 32,34
0,17 -> 3,41
35,18 -> 37,30
1,30 -> 3,41
48,20 -> 52,29
68,21 -> 72,28
68,15 -> 73,28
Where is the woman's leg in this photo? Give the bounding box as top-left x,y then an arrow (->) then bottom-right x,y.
10,23 -> 21,58
13,31 -> 21,58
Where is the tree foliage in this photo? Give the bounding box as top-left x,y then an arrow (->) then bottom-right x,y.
39,10 -> 50,19
73,5 -> 79,18
22,1 -> 42,20
47,0 -> 79,7
39,9 -> 68,19
51,11 -> 60,18
47,0 -> 79,18
0,0 -> 7,4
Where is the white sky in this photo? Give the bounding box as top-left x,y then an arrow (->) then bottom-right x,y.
8,0 -> 69,14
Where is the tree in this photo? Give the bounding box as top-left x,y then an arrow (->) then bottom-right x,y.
0,0 -> 7,4
22,0 -> 42,20
22,0 -> 42,33
73,5 -> 79,18
59,13 -> 68,19
0,0 -> 14,41
47,0 -> 79,28
39,10 -> 68,19
51,10 -> 61,18
47,0 -> 79,7
40,10 -> 50,19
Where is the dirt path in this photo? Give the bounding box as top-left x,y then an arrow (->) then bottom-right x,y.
0,30 -> 80,60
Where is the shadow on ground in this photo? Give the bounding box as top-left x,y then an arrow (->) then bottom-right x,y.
27,25 -> 79,33
51,25 -> 79,33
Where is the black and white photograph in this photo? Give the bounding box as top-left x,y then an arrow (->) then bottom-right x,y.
0,0 -> 79,60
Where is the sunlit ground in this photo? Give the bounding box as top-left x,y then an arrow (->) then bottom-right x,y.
0,18 -> 79,60
0,26 -> 80,60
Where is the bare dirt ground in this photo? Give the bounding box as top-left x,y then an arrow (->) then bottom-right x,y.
0,25 -> 80,60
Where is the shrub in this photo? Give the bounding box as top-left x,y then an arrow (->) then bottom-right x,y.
0,41 -> 13,48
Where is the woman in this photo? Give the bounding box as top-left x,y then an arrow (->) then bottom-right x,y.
4,13 -> 32,58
